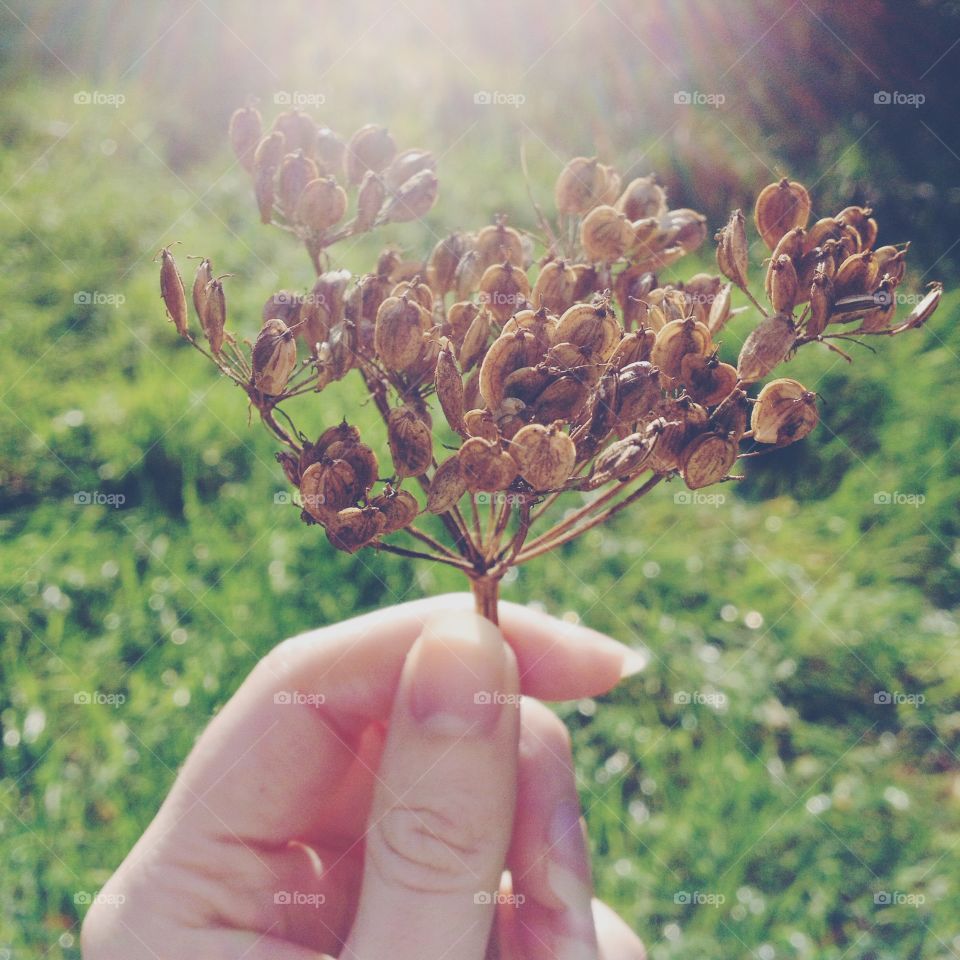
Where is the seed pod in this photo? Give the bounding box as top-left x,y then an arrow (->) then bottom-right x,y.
253,132 -> 286,223
803,217 -> 843,253
874,245 -> 908,286
479,261 -> 531,324
427,233 -> 466,297
476,219 -> 524,269
577,368 -> 617,457
570,262 -> 601,302
646,417 -> 689,473
709,387 -> 751,441
589,432 -> 654,487
736,313 -> 796,384
532,375 -> 589,424
754,179 -> 811,250
680,353 -> 738,406
502,307 -> 556,355
158,246 -> 188,337
503,365 -> 550,404
613,266 -> 656,331
508,423 -> 576,490
628,216 -> 661,258
555,156 -> 606,215
807,267 -> 833,338
769,226 -> 806,267
597,163 -> 622,205
836,205 -> 878,251
707,282 -> 733,336
345,124 -> 397,185
326,507 -> 387,554
454,248 -> 484,300
295,176 -> 347,233
381,169 -> 439,223
272,109 -> 316,156
201,277 -> 227,354
384,148 -> 436,191
833,250 -> 880,299
315,126 -> 346,175
610,329 -> 654,368
387,405 -> 432,478
464,407 -> 499,442
447,299 -> 480,344
262,290 -> 302,330
229,105 -> 262,173
532,259 -> 577,313
751,378 -> 819,445
323,439 -> 378,497
555,301 -> 622,363
615,361 -> 661,424
479,330 -> 535,409
896,282 -> 942,331
375,296 -> 428,372
426,455 -> 467,513
277,151 -> 319,219
650,317 -> 712,380
459,306 -> 493,371
304,421 -> 361,466
580,205 -> 633,262
616,175 -> 668,220
435,344 -> 466,434
458,437 -> 518,492
370,488 -> 419,533
191,257 -> 213,328
390,277 -> 433,313
300,459 -> 357,522
766,255 -> 800,313
355,171 -> 386,232
715,209 -> 749,288
252,318 -> 297,395
680,432 -> 738,489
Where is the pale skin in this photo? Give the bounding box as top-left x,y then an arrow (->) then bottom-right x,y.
81,595 -> 647,960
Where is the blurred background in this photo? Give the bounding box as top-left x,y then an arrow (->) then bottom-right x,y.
2,0 -> 960,956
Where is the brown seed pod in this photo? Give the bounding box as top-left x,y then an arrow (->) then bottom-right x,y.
435,344 -> 466,435
458,437 -> 518,492
554,301 -> 622,363
615,361 -> 662,424
459,306 -> 493,372
478,261 -> 531,324
833,250 -> 880,299
628,216 -> 661,258
383,148 -> 436,191
253,132 -> 286,223
303,421 -> 362,467
326,506 -> 387,554
897,282 -> 942,330
509,423 -> 576,490
381,169 -> 439,223
680,432 -> 738,490
874,245 -> 908,286
375,296 -> 429,371
304,269 -> 351,350
589,432 -> 654,488
614,266 -> 657,331
453,248 -> 484,301
555,156 -> 606,215
610,329 -> 655,368
476,219 -> 524,269
751,378 -> 819,445
387,405 -> 433,478
709,388 -> 751,441
158,246 -> 188,337
650,317 -> 712,380
736,313 -> 796,384
191,257 -> 213,330
464,408 -> 499,442
355,171 -> 386,233
229,105 -> 262,173
531,375 -> 589,424
680,353 -> 738,406
446,299 -> 479,344
201,277 -> 227,354
597,163 -> 622,205
580,205 -> 634,262
323,439 -> 378,497
681,274 -> 722,326
261,290 -> 302,328
616,175 -> 668,220
345,124 -> 397,185
766,254 -> 800,313
272,109 -> 316,157
807,266 -> 833,338
706,282 -> 733,336
295,177 -> 347,233
277,151 -> 319,219
715,209 -> 749,288
532,259 -> 577,314
503,365 -> 551,404
769,226 -> 806,267
570,263 -> 601,302
427,234 -> 466,297
662,208 -> 708,254
252,318 -> 297,395
646,417 -> 690,473
502,307 -> 556,355
836,205 -> 878,251
299,459 -> 357,521
390,278 -> 434,312
754,178 -> 811,250
370,487 -> 419,533
479,330 -> 536,410
803,217 -> 845,254
314,127 -> 346,175
426,455 -> 467,513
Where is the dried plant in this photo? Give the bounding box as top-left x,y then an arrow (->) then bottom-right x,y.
158,105 -> 942,623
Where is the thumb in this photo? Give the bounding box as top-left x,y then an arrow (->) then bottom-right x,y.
343,613 -> 520,960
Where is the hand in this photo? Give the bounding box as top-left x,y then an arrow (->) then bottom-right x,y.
81,595 -> 646,960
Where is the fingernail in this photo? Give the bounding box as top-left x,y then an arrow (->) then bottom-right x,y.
546,800 -> 599,957
619,646 -> 648,679
408,615 -> 506,737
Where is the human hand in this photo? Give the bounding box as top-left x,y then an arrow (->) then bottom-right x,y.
81,595 -> 646,960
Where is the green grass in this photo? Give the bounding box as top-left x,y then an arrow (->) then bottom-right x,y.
2,81 -> 960,958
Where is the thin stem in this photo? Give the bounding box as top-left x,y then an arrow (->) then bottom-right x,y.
375,541 -> 473,571
469,574 -> 501,624
404,524 -> 460,560
522,479 -> 627,555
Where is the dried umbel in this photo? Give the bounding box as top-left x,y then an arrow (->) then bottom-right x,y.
161,107 -> 942,623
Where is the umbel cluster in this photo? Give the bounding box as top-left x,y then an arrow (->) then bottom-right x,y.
158,104 -> 941,616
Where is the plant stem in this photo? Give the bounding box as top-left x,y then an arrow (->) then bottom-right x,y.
470,573 -> 501,624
